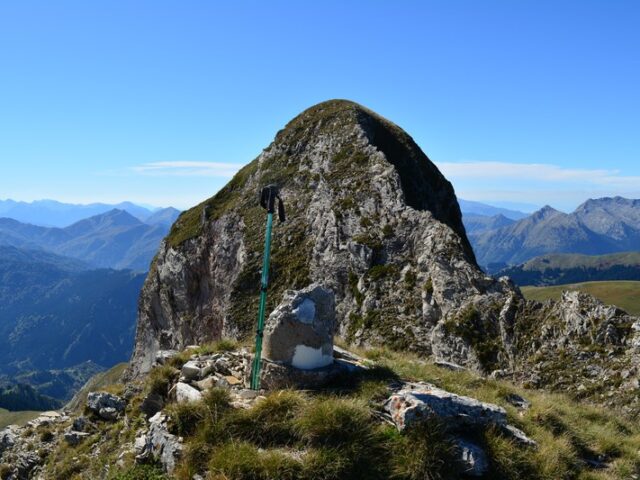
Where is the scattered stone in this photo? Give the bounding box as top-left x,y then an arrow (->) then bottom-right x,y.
181,360 -> 202,381
333,345 -> 363,363
224,375 -> 243,386
504,425 -> 538,447
505,393 -> 531,410
216,376 -> 231,388
64,429 -> 91,446
489,369 -> 511,380
39,411 -> 63,420
456,439 -> 489,477
385,383 -> 508,431
87,391 -> 126,421
262,283 -> 335,370
72,416 -> 89,432
237,389 -> 259,400
175,382 -> 203,403
434,360 -> 466,372
195,377 -> 217,391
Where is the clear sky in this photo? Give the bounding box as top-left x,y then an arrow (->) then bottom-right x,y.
1,1 -> 638,211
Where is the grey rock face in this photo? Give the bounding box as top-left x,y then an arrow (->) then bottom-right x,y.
87,391 -> 126,421
0,426 -> 17,454
262,283 -> 335,370
128,100 -> 516,379
135,412 -> 183,474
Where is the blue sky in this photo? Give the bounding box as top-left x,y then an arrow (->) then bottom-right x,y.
0,1 -> 638,211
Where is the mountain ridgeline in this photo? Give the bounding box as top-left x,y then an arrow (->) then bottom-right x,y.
469,197 -> 640,270
0,208 -> 178,271
0,199 -> 180,228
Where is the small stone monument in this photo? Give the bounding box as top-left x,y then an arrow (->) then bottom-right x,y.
262,283 -> 335,370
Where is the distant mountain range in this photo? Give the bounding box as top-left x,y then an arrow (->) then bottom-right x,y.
458,199 -> 530,220
462,213 -> 516,234
496,251 -> 640,286
0,208 -> 179,271
467,197 -> 640,271
0,199 -> 180,228
0,201 -> 180,408
0,245 -> 145,402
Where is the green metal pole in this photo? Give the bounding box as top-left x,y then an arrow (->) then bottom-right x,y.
250,211 -> 274,390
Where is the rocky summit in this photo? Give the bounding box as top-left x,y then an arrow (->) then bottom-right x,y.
128,100 -> 640,415
130,99 -> 515,375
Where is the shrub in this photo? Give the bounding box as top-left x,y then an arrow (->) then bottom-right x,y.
110,464 -> 167,480
223,390 -> 304,446
166,401 -> 207,437
208,441 -> 302,480
295,398 -> 373,448
389,420 -> 460,480
196,338 -> 239,355
146,364 -> 178,396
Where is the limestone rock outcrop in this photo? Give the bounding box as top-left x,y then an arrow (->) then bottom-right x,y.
87,391 -> 126,421
128,99 -> 516,378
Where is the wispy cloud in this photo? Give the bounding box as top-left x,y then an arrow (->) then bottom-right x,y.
131,161 -> 242,177
435,161 -> 640,188
434,161 -> 640,210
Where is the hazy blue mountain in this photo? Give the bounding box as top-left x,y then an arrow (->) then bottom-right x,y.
0,209 -> 168,271
497,251 -> 640,286
0,199 -> 180,227
144,207 -> 181,227
462,213 -> 516,234
470,197 -> 640,270
0,245 -> 145,401
458,199 -> 529,220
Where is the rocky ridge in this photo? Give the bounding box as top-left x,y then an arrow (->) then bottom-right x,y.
2,339 -> 638,479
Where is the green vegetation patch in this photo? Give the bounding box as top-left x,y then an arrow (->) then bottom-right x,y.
443,305 -> 505,371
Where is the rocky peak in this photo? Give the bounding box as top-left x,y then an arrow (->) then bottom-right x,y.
530,205 -> 561,220
129,99 -> 504,377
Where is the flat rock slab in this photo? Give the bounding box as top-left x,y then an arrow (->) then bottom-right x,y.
384,382 -> 536,447
385,382 -> 507,431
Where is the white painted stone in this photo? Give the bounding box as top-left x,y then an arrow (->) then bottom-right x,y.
293,298 -> 316,324
291,344 -> 333,370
